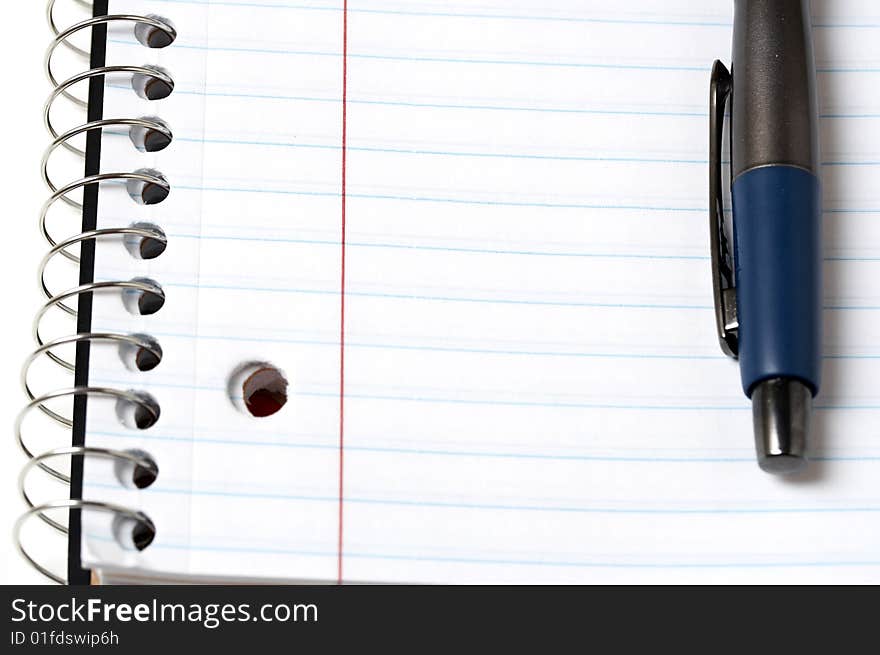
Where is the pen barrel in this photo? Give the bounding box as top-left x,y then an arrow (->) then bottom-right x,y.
732,166 -> 822,397
731,0 -> 818,178
730,0 -> 822,398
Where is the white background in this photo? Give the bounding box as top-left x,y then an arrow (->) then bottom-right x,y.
1,6 -> 60,584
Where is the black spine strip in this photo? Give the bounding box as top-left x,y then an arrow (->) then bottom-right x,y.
67,0 -> 110,587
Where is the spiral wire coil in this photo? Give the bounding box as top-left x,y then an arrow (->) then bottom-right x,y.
16,0 -> 177,583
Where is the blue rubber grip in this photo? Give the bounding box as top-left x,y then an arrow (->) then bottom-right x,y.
731,165 -> 822,397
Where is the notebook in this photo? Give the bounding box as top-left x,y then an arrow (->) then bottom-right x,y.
20,0 -> 880,584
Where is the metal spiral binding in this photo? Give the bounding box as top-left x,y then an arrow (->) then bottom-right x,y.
16,443 -> 158,583
16,0 -> 177,583
18,445 -> 159,534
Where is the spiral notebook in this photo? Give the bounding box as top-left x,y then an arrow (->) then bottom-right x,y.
22,0 -> 880,584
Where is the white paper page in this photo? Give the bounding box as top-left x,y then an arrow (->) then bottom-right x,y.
80,0 -> 880,583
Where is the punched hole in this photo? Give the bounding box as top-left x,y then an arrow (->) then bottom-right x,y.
124,222 -> 167,260
127,169 -> 170,205
132,521 -> 156,550
131,65 -> 174,101
122,278 -> 166,316
244,368 -> 288,417
129,117 -> 173,153
135,345 -> 162,371
112,514 -> 156,551
119,334 -> 163,372
114,449 -> 159,489
116,391 -> 161,430
229,363 -> 289,418
134,15 -> 177,49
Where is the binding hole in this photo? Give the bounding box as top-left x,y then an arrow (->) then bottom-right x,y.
116,391 -> 161,430
129,117 -> 173,153
132,520 -> 156,550
134,15 -> 177,49
114,449 -> 159,489
112,514 -> 156,551
229,363 -> 289,418
124,223 -> 168,260
122,278 -> 166,316
132,65 -> 174,100
119,334 -> 163,372
127,169 -> 170,205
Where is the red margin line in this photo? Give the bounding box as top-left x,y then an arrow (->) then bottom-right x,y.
337,0 -> 349,586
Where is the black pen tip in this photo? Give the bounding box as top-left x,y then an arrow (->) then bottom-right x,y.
751,377 -> 812,475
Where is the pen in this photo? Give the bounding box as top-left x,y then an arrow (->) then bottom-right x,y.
709,0 -> 822,473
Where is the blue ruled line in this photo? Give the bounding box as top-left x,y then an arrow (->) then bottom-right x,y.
81,325 -> 880,361
107,327 -> 727,360
146,0 -> 880,32
88,373 -> 878,411
90,377 -> 747,411
148,0 -> 735,27
155,279 -> 880,314
86,429 -> 880,464
107,37 -> 878,74
87,430 -> 749,462
170,184 -> 880,215
104,83 -> 878,120
83,532 -> 880,570
164,231 -> 880,263
85,481 -> 880,515
161,280 -> 714,310
87,325 -> 880,362
109,38 -> 711,72
177,136 -> 710,165
175,184 -> 708,212
176,135 -> 880,168
169,231 -> 712,261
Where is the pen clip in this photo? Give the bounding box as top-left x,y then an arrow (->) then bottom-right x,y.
709,60 -> 738,359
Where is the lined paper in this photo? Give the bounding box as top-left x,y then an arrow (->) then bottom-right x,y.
79,0 -> 880,583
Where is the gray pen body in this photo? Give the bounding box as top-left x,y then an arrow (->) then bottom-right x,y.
731,0 -> 818,179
